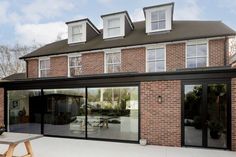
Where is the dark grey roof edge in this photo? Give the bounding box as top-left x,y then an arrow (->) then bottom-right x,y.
143,2 -> 175,11
101,11 -> 134,29
2,73 -> 26,80
65,18 -> 101,34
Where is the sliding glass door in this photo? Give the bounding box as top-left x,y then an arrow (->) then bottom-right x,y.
7,85 -> 139,142
183,81 -> 230,149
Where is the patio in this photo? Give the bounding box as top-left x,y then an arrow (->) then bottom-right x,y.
0,137 -> 235,157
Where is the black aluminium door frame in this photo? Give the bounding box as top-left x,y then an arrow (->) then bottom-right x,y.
181,79 -> 232,150
4,82 -> 141,143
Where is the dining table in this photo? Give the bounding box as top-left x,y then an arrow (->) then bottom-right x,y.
0,132 -> 43,157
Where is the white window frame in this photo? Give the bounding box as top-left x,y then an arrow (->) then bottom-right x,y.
146,44 -> 166,72
185,39 -> 209,68
104,49 -> 122,73
145,5 -> 172,33
71,25 -> 83,42
38,57 -> 50,78
68,22 -> 86,44
150,10 -> 166,31
107,18 -> 121,37
103,14 -> 125,39
67,54 -> 82,77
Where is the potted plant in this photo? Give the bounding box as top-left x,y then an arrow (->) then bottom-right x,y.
208,121 -> 223,139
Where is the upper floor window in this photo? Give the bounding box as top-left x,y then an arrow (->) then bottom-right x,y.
186,41 -> 208,68
68,55 -> 82,77
151,10 -> 166,31
105,51 -> 121,73
146,46 -> 165,72
39,58 -> 50,77
72,25 -> 83,42
144,3 -> 174,34
107,18 -> 121,37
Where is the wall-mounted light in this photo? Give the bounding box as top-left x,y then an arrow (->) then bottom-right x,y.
158,95 -> 162,103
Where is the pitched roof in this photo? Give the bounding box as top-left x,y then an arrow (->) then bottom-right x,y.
2,73 -> 26,80
20,20 -> 236,59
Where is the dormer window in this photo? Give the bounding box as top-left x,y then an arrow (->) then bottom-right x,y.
101,11 -> 134,39
151,10 -> 166,30
71,25 -> 83,42
144,3 -> 174,34
66,18 -> 100,44
107,18 -> 121,37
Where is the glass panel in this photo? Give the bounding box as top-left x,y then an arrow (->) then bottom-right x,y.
148,61 -> 155,72
187,58 -> 196,68
187,45 -> 196,57
151,21 -> 159,30
113,65 -> 121,73
156,61 -> 165,71
112,53 -> 121,63
72,25 -> 82,34
87,87 -> 139,141
8,90 -> 41,134
43,88 -> 86,138
158,10 -> 166,20
196,57 -> 207,67
147,49 -> 156,61
207,84 -> 227,148
72,34 -> 82,42
158,21 -> 166,30
184,85 -> 203,146
40,69 -> 50,77
108,18 -> 120,28
108,27 -> 120,37
107,65 -> 113,73
197,44 -> 207,57
151,11 -> 158,21
156,48 -> 164,60
40,60 -> 49,69
70,67 -> 82,76
69,56 -> 81,67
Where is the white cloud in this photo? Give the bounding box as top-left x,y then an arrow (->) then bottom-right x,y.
0,1 -> 9,24
174,0 -> 202,20
15,22 -> 67,45
130,8 -> 145,22
21,0 -> 74,23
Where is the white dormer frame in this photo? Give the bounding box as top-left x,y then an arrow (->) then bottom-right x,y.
144,4 -> 173,34
102,13 -> 128,39
68,21 -> 86,44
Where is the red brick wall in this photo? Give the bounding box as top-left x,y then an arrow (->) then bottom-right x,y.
231,78 -> 236,151
166,43 -> 185,71
121,48 -> 145,73
140,80 -> 181,146
81,52 -> 104,75
27,59 -> 38,78
209,39 -> 226,66
0,88 -> 4,125
50,56 -> 68,77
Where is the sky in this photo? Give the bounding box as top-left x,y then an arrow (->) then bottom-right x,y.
0,0 -> 236,46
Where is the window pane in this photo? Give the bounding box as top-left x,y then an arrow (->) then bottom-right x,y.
41,69 -> 49,77
158,21 -> 166,30
70,67 -> 82,76
72,25 -> 82,34
148,62 -> 155,72
69,56 -> 81,67
108,18 -> 120,28
108,27 -> 120,37
187,58 -> 196,68
156,61 -> 165,71
156,48 -> 165,60
106,54 -> 113,63
8,90 -> 41,134
107,65 -> 113,73
87,86 -> 139,141
72,34 -> 82,42
112,53 -> 121,63
159,10 -> 166,20
187,45 -> 196,57
147,49 -> 156,60
151,11 -> 158,21
196,57 -> 207,67
43,88 -> 86,138
197,44 -> 207,56
151,21 -> 159,30
113,65 -> 121,73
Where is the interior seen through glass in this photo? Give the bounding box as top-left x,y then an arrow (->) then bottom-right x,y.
8,86 -> 139,141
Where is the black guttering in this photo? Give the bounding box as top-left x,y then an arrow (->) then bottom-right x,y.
65,18 -> 101,34
1,67 -> 236,89
101,11 -> 134,29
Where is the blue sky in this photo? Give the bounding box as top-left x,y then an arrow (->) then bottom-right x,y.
0,0 -> 236,46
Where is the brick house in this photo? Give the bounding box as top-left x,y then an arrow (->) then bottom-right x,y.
1,2 -> 236,150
